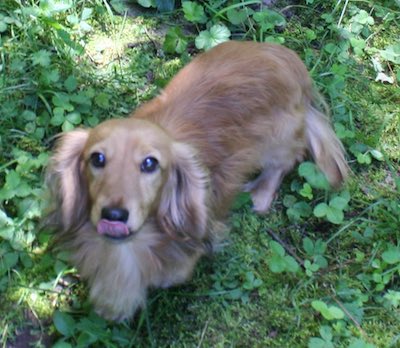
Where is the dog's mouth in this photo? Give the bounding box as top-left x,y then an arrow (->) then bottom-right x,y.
97,219 -> 135,242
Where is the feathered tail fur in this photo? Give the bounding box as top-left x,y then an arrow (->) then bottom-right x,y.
305,93 -> 349,187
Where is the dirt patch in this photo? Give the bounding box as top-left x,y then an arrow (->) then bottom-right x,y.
6,310 -> 54,348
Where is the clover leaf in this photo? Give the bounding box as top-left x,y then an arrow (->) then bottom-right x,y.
311,300 -> 345,320
268,241 -> 300,273
298,162 -> 329,190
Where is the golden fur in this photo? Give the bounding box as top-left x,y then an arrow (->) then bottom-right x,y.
45,41 -> 348,321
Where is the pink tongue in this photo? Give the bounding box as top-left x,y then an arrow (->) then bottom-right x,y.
97,219 -> 130,238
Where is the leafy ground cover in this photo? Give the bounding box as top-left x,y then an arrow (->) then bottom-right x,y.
0,0 -> 399,347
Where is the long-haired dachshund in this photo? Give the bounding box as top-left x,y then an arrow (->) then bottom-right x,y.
45,41 -> 348,321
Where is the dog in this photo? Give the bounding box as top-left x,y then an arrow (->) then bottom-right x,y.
45,41 -> 348,321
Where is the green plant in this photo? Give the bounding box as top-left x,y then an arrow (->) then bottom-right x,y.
52,310 -> 140,347
283,162 -> 351,225
313,192 -> 350,225
162,1 -> 288,54
311,300 -> 345,321
303,238 -> 328,276
210,256 -> 263,303
135,0 -> 175,12
308,325 -> 335,348
267,240 -> 300,274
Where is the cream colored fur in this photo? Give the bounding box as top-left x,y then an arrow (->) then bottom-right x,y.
45,41 -> 348,321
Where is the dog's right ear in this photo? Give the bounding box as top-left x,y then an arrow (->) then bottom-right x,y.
45,129 -> 89,232
158,142 -> 209,244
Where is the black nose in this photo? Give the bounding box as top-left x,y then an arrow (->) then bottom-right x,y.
101,207 -> 129,223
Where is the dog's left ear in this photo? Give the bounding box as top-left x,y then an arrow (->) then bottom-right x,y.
158,142 -> 209,242
44,129 -> 90,233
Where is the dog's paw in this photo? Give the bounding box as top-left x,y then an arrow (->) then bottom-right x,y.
95,307 -> 130,322
250,190 -> 276,214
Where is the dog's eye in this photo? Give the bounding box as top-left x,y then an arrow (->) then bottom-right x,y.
90,152 -> 106,168
140,157 -> 159,173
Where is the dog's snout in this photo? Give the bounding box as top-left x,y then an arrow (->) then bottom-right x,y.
101,207 -> 129,222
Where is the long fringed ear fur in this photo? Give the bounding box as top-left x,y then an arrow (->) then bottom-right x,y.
158,142 -> 209,243
44,129 -> 90,234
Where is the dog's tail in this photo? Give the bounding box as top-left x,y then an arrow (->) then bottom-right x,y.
305,93 -> 349,187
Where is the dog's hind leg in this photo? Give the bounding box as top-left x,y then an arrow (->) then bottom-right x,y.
244,165 -> 287,214
244,106 -> 308,213
244,143 -> 305,214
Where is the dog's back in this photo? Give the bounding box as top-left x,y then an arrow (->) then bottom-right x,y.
135,41 -> 348,213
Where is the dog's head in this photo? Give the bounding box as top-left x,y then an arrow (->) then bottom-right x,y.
46,118 -> 209,244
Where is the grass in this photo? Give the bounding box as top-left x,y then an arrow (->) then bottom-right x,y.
0,0 -> 399,347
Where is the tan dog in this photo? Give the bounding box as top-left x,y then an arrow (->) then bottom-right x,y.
46,41 -> 348,321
